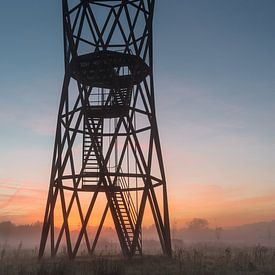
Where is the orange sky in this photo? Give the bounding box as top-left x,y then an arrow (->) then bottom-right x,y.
1,178 -> 275,229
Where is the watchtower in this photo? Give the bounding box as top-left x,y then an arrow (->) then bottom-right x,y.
39,0 -> 171,258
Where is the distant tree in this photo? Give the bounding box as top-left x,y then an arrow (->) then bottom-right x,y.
215,227 -> 223,241
267,226 -> 272,241
171,219 -> 178,239
187,218 -> 209,230
0,221 -> 16,237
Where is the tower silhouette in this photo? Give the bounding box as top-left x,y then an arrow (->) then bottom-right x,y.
39,0 -> 171,258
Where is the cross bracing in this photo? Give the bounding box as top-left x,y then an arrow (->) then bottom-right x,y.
39,0 -> 171,259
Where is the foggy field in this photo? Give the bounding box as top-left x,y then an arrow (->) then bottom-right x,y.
1,244 -> 275,275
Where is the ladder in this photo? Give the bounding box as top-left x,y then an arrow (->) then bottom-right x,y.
111,176 -> 142,256
82,117 -> 103,187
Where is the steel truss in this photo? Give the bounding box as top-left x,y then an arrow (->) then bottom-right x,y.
39,0 -> 171,259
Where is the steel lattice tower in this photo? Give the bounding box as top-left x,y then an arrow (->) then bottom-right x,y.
39,0 -> 171,258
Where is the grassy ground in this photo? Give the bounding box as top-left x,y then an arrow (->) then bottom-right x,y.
1,244 -> 275,274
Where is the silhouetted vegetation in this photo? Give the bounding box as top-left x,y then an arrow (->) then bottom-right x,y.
1,220 -> 275,273
187,218 -> 209,230
1,243 -> 275,274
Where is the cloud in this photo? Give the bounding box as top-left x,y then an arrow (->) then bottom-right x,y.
0,180 -> 47,221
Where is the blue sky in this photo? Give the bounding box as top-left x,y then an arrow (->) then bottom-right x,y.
0,1 -> 275,226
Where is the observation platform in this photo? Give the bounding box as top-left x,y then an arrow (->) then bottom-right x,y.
69,50 -> 150,89
69,51 -> 149,118
84,87 -> 133,118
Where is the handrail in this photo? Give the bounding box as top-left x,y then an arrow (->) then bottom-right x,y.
118,177 -> 137,222
117,169 -> 142,245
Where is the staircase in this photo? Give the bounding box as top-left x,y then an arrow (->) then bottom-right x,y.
82,112 -> 142,255
111,175 -> 142,256
112,88 -> 132,107
82,117 -> 103,187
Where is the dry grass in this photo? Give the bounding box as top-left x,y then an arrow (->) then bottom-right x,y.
0,243 -> 275,274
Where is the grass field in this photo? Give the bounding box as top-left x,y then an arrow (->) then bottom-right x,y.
1,244 -> 275,274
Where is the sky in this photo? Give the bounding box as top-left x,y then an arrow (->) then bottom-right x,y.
0,0 -> 275,228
